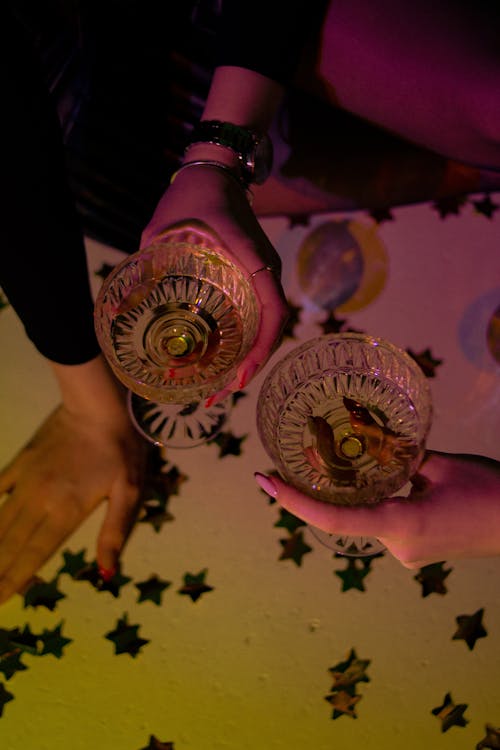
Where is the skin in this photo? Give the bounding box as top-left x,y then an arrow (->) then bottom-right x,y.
256,452 -> 500,568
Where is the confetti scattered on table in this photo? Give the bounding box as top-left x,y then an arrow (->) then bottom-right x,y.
23,578 -> 65,611
369,207 -> 394,224
328,648 -> 371,693
105,614 -> 150,657
135,575 -> 171,605
452,608 -> 487,651
432,195 -> 467,218
414,562 -> 452,597
94,262 -> 116,280
325,689 -> 361,719
473,194 -> 499,219
39,622 -> 73,658
274,508 -> 307,534
476,724 -> 500,749
278,531 -> 313,566
0,683 -> 14,717
431,692 -> 469,732
282,301 -> 302,339
178,570 -> 214,602
334,558 -> 371,592
320,311 -> 347,335
138,737 -> 175,750
211,431 -> 247,458
406,347 -> 443,377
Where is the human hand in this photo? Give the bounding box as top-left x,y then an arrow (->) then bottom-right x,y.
140,164 -> 289,400
0,403 -> 147,604
255,451 -> 500,568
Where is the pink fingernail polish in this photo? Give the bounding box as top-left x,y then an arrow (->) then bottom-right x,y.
98,566 -> 116,582
254,472 -> 278,497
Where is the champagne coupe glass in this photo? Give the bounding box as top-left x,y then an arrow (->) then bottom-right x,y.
94,227 -> 259,448
257,333 -> 433,557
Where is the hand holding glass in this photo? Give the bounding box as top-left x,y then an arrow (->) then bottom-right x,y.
257,333 -> 433,556
95,227 -> 259,447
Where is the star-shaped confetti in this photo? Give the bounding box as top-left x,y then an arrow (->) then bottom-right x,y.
452,608 -> 487,650
431,692 -> 469,732
473,194 -> 499,219
328,649 -> 371,693
7,625 -> 39,654
139,501 -> 175,532
75,562 -> 132,597
211,431 -> 246,458
39,623 -> 72,658
139,736 -> 175,750
23,578 -> 65,611
105,614 -> 150,657
94,262 -> 116,281
278,531 -> 313,566
406,347 -> 443,378
0,682 -> 14,717
143,459 -> 188,506
282,300 -> 301,340
0,651 -> 27,680
274,508 -> 307,534
432,195 -> 467,218
135,575 -> 171,605
334,558 -> 371,592
369,207 -> 394,224
320,311 -> 347,335
325,690 -> 361,719
58,549 -> 89,578
477,724 -> 500,749
178,569 -> 214,602
414,562 -> 452,597
231,390 -> 247,406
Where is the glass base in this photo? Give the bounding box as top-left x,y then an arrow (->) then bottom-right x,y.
307,526 -> 386,558
128,391 -> 230,448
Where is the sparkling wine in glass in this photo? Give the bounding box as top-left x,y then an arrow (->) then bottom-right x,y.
94,228 -> 259,447
257,333 -> 433,556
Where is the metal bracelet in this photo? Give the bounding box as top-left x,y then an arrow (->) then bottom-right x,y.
170,160 -> 249,191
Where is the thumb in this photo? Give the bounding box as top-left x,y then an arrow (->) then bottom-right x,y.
254,472 -> 415,540
96,474 -> 142,575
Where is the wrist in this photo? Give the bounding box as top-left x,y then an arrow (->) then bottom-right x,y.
49,354 -> 130,427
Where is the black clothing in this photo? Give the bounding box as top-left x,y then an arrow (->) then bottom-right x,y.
1,1 -> 321,364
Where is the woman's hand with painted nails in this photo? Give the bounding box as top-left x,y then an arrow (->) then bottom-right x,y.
0,403 -> 147,604
140,165 -> 289,400
255,451 -> 500,567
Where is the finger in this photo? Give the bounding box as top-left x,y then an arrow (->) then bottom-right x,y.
0,491 -> 23,540
0,455 -> 20,497
254,473 -> 417,539
96,475 -> 142,573
235,275 -> 289,389
0,512 -> 53,604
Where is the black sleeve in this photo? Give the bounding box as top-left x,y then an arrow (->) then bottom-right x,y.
216,0 -> 328,84
0,8 -> 101,365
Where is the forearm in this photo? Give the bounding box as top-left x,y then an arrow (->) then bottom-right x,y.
49,354 -> 130,428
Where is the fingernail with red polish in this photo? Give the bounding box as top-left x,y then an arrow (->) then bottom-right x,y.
254,472 -> 278,497
98,566 -> 116,582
